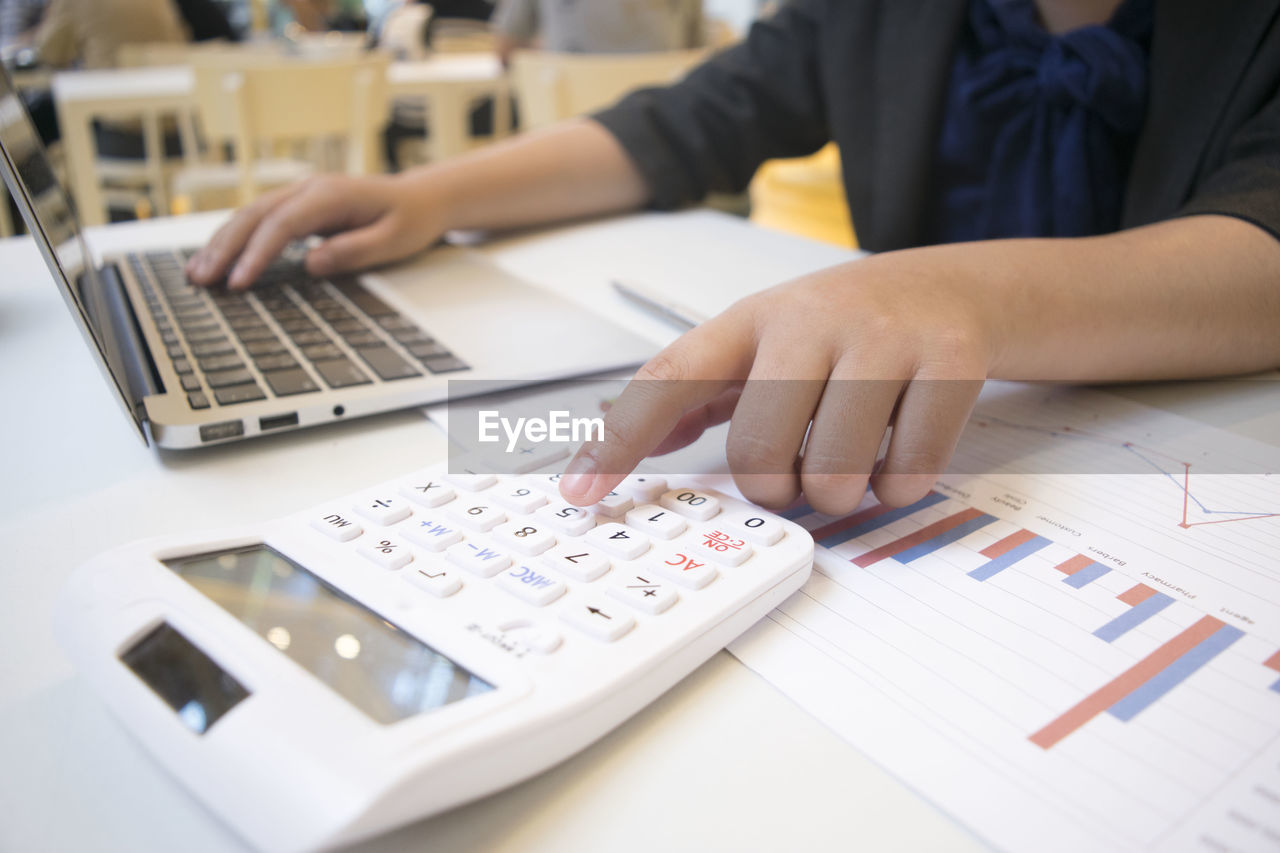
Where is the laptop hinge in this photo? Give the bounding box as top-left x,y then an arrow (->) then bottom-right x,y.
86,262 -> 161,413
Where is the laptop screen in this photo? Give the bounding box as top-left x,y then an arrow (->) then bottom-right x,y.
0,65 -> 147,441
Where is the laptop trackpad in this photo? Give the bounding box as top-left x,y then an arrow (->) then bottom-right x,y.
357,248 -> 654,380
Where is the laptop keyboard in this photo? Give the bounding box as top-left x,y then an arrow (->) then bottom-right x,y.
129,249 -> 469,411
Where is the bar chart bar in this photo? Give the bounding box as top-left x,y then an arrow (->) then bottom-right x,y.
1029,615 -> 1227,749
1266,649 -> 1280,694
1117,583 -> 1159,606
1054,554 -> 1094,575
853,508 -> 996,568
1063,562 -> 1110,589
1093,591 -> 1175,643
968,531 -> 1051,581
1108,623 -> 1244,720
808,492 -> 949,548
780,502 -> 814,522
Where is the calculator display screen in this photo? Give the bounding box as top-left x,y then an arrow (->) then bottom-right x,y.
163,545 -> 493,724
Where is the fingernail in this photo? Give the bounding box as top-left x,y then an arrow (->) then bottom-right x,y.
559,454 -> 597,498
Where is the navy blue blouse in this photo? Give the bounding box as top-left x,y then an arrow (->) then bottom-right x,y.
929,0 -> 1154,243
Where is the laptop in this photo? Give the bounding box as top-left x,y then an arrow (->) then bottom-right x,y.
0,66 -> 656,449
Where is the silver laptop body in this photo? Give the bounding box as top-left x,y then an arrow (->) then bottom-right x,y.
0,66 -> 655,449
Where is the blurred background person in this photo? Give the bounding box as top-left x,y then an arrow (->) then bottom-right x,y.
377,0 -> 495,170
271,0 -> 366,33
492,0 -> 703,67
35,0 -> 186,69
0,0 -> 46,53
173,0 -> 239,41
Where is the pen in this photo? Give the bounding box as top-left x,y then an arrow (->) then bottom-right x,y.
611,279 -> 709,330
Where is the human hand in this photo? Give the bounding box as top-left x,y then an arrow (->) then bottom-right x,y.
558,252 -> 997,514
185,173 -> 448,290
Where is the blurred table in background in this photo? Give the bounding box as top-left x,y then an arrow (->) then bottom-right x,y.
52,53 -> 509,226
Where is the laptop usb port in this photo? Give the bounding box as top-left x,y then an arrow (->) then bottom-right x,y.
259,413 -> 299,432
200,421 -> 245,442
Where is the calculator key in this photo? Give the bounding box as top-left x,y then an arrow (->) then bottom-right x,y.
591,491 -> 634,518
585,523 -> 650,560
541,544 -> 610,582
492,522 -> 557,556
310,510 -> 362,541
442,471 -> 497,492
615,475 -> 669,503
689,528 -> 753,567
652,548 -> 718,589
446,501 -> 506,532
529,473 -> 566,494
399,477 -> 456,508
560,600 -> 635,642
722,512 -> 785,546
354,496 -> 411,525
659,488 -> 721,522
535,502 -> 595,536
446,541 -> 512,577
608,574 -> 678,615
403,565 -> 461,598
359,536 -> 413,570
491,485 -> 547,514
624,505 -> 687,540
403,515 -> 464,551
497,564 -> 567,607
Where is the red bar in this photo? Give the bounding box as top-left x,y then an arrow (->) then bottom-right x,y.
1265,650 -> 1280,673
1055,554 -> 1094,576
980,529 -> 1038,559
853,508 -> 985,568
808,501 -> 901,543
1117,584 -> 1158,607
1029,615 -> 1226,750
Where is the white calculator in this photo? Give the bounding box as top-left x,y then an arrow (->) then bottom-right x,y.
55,464 -> 814,852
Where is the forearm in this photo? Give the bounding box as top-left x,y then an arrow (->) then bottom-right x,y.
403,118 -> 651,234
890,214 -> 1280,381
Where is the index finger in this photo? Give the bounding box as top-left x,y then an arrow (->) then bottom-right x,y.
186,183 -> 303,286
558,311 -> 755,505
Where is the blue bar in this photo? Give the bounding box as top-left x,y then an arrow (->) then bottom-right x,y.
1063,562 -> 1110,589
1271,677 -> 1280,694
780,503 -> 814,521
1093,593 -> 1176,643
818,492 -> 949,549
1108,624 -> 1245,721
894,514 -> 998,563
967,535 -> 1052,582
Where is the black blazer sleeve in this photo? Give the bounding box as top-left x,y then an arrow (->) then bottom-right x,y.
1177,85 -> 1280,240
592,0 -> 832,209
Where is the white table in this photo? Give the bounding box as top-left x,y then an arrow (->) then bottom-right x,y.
52,54 -> 508,227
1,208 -> 1274,853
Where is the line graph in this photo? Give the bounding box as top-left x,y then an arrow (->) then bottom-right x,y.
969,414 -> 1280,530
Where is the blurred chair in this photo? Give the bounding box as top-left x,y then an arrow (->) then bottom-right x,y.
509,48 -> 707,132
173,53 -> 389,210
429,18 -> 495,53
749,143 -> 857,249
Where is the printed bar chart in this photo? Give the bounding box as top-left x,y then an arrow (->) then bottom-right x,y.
1107,623 -> 1244,721
728,386 -> 1280,853
968,529 -> 1051,581
1267,649 -> 1280,694
1094,585 -> 1175,642
809,492 -> 948,548
852,507 -> 995,567
1029,615 -> 1232,748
